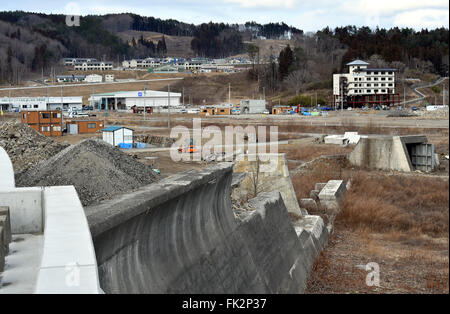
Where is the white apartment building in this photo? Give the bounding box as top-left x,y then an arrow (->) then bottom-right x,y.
85,74 -> 103,83
122,58 -> 161,69
105,74 -> 115,82
74,61 -> 113,71
333,59 -> 399,108
63,58 -> 97,66
182,60 -> 202,71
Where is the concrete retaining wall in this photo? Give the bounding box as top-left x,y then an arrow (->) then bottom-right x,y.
0,188 -> 43,234
86,163 -> 328,294
232,154 -> 302,216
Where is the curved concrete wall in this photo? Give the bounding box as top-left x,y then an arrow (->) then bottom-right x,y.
0,148 -> 101,293
86,163 -> 327,294
0,147 -> 15,189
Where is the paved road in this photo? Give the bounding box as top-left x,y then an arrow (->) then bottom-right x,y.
0,77 -> 184,91
400,76 -> 449,105
128,113 -> 449,129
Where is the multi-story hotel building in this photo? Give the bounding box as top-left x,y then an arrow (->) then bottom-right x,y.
333,59 -> 400,108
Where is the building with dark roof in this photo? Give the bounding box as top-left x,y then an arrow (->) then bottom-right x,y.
333,59 -> 399,108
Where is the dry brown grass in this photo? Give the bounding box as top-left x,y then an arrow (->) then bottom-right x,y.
277,120 -> 442,136
338,173 -> 449,237
291,157 -> 350,200
283,144 -> 353,162
306,228 -> 449,294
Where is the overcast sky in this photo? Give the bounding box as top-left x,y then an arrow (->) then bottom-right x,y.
3,0 -> 449,31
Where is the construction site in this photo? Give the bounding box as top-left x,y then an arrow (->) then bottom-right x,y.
0,93 -> 448,295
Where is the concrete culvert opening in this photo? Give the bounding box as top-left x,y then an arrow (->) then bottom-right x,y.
349,135 -> 437,172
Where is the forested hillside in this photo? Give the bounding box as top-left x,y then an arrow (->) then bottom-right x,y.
0,11 -> 448,86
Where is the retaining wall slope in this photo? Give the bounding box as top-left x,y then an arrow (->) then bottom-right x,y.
86,163 -> 323,294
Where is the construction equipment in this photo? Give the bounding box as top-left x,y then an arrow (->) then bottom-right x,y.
178,138 -> 198,153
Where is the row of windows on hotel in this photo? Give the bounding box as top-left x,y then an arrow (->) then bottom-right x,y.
353,77 -> 394,81
351,89 -> 393,94
365,71 -> 394,75
352,83 -> 394,87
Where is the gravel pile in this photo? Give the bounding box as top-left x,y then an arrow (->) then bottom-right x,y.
0,120 -> 69,173
16,138 -> 159,206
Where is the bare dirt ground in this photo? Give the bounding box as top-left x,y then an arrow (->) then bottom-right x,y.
3,109 -> 448,294
292,156 -> 449,294
306,228 -> 449,294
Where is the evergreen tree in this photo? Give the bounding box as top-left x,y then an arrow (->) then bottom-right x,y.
278,44 -> 293,80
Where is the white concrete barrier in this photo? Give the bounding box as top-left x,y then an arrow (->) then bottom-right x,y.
0,188 -> 43,234
0,147 -> 15,189
35,186 -> 101,294
0,149 -> 101,294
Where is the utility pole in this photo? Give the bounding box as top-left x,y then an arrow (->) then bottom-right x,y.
315,91 -> 317,107
168,84 -> 171,129
263,87 -> 265,100
228,83 -> 231,104
182,86 -> 185,107
60,86 -> 64,125
403,87 -> 406,104
92,85 -> 95,110
144,87 -> 146,120
443,83 -> 446,106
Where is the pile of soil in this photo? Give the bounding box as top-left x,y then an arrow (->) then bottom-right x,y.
16,138 -> 159,206
0,120 -> 69,173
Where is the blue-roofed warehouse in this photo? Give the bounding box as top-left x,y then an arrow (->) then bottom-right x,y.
101,126 -> 134,147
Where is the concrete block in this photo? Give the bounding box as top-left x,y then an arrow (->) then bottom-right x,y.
324,135 -> 347,145
318,180 -> 347,203
299,198 -> 318,212
314,183 -> 327,192
0,207 -> 11,248
0,188 -> 43,234
0,217 -> 10,255
344,132 -> 361,144
300,208 -> 309,216
435,154 -> 440,167
310,190 -> 320,202
233,154 -> 302,216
